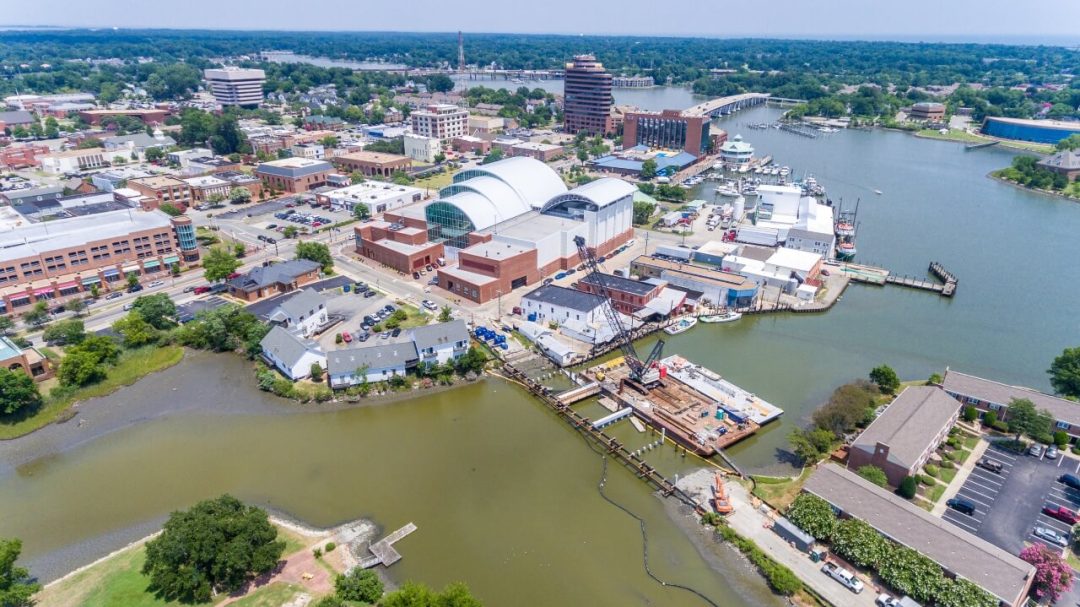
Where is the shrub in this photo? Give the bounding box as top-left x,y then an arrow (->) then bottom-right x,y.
984,410 -> 998,426
991,420 -> 1010,433
831,518 -> 890,569
717,523 -> 801,596
946,437 -> 960,448
898,475 -> 918,499
335,333 -> 343,344
924,464 -> 940,477
940,460 -> 955,469
313,547 -> 323,559
918,475 -> 934,486
962,405 -> 978,423
786,493 -> 838,540
1054,431 -> 1070,448
857,465 -> 889,487
335,568 -> 384,603
928,373 -> 943,385
325,542 -> 336,552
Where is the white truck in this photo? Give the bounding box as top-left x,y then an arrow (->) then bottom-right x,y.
822,562 -> 864,594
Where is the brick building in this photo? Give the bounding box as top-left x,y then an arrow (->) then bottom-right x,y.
127,176 -> 193,211
577,272 -> 665,315
332,151 -> 413,178
227,259 -> 321,302
77,109 -> 169,126
0,144 -> 50,169
354,210 -> 444,274
622,109 -> 711,155
0,335 -> 53,383
255,157 -> 334,193
438,241 -> 539,304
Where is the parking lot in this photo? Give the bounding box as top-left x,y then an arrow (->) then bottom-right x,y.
943,443 -> 1080,554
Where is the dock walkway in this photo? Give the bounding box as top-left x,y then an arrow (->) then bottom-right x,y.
356,523 -> 418,569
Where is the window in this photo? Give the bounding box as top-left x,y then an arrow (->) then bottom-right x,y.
1057,421 -> 1071,430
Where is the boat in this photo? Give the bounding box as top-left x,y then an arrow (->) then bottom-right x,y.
664,317 -> 698,335
874,189 -> 883,195
715,184 -> 740,197
700,310 -> 742,323
737,164 -> 750,174
835,240 -> 857,261
779,166 -> 791,177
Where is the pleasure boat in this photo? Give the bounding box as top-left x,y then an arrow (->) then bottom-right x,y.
700,310 -> 742,323
663,317 -> 698,335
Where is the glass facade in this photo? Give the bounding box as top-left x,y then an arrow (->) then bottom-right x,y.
174,222 -> 197,252
425,202 -> 476,249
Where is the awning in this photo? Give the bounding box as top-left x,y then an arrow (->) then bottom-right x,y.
81,276 -> 101,286
163,255 -> 180,265
33,286 -> 54,296
142,259 -> 160,269
56,281 -> 79,290
9,295 -> 30,302
121,265 -> 140,274
103,268 -> 120,277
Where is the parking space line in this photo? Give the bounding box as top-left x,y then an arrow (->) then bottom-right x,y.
1058,456 -> 1066,467
1075,459 -> 1080,474
1036,517 -> 1073,535
968,473 -> 1004,487
990,449 -> 1018,461
963,478 -> 1002,494
956,490 -> 995,507
943,514 -> 980,533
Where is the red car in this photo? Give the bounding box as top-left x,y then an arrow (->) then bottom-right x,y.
342,332 -> 352,343
193,286 -> 211,295
1042,505 -> 1080,525
227,272 -> 241,280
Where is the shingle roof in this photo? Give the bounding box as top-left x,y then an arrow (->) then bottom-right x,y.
260,326 -> 322,369
229,259 -> 321,292
327,343 -> 418,374
1038,149 -> 1080,171
0,110 -> 33,125
942,369 -> 1080,426
804,465 -> 1034,606
276,288 -> 325,321
523,284 -> 603,313
849,386 -> 961,470
409,320 -> 468,352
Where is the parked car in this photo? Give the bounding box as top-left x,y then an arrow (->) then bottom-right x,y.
380,331 -> 390,340
193,286 -> 211,295
543,278 -> 554,285
1030,444 -> 1045,457
1042,505 -> 1080,525
342,332 -> 352,343
357,332 -> 370,342
123,303 -> 135,311
257,235 -> 268,242
875,595 -> 900,607
413,271 -> 421,280
976,458 -> 1003,473
183,286 -> 196,293
267,224 -> 277,229
1059,473 -> 1080,490
148,280 -> 165,288
364,290 -> 376,298
821,269 -> 831,276
363,315 -> 377,325
383,304 -> 395,313
106,292 -> 124,300
422,300 -> 438,311
1047,445 -> 1060,460
1034,526 -> 1069,547
127,284 -> 144,293
565,268 -> 576,275
227,272 -> 241,280
391,328 -> 401,337
425,264 -> 433,272
210,283 -> 229,294
266,237 -> 277,244
946,497 -> 976,516
554,272 -> 567,280
821,562 -> 864,594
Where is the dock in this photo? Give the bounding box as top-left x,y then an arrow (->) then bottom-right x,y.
357,522 -> 418,569
557,382 -> 600,405
839,261 -> 958,297
965,141 -> 999,150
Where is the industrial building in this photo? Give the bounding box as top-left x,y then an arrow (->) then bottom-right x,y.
563,55 -> 614,136
204,67 -> 266,107
736,184 -> 835,254
629,255 -> 758,308
981,116 -> 1080,145
315,180 -> 424,215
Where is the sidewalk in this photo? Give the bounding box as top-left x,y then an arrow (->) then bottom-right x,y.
931,436 -> 989,516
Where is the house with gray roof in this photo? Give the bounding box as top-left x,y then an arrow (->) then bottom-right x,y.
267,288 -> 328,337
804,465 -> 1035,607
1037,149 -> 1080,181
228,259 -> 321,301
327,343 -> 418,388
941,369 -> 1080,442
846,386 -> 961,487
103,131 -> 176,160
521,284 -> 609,326
409,319 -> 469,365
260,325 -> 326,380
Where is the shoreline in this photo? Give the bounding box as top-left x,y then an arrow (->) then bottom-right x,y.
987,171 -> 1080,203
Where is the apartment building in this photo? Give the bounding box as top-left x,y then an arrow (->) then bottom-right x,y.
127,176 -> 193,211
410,103 -> 468,141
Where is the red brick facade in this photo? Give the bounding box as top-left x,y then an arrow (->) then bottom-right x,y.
438,246 -> 538,304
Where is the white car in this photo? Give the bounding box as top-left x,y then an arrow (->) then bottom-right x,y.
875,595 -> 900,607
1030,444 -> 1045,457
422,300 -> 438,311
122,303 -> 134,311
148,280 -> 165,288
1034,526 -> 1069,547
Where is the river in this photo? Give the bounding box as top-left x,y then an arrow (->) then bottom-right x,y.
2,101 -> 1080,605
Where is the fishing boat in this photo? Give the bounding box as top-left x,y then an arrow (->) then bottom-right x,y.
874,189 -> 883,195
664,317 -> 698,335
700,310 -> 742,323
835,240 -> 857,261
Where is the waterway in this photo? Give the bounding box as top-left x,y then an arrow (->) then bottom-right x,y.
3,100 -> 1080,605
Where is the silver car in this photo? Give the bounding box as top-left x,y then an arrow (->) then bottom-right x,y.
1046,445 -> 1060,460
1034,526 -> 1069,547
1030,444 -> 1045,457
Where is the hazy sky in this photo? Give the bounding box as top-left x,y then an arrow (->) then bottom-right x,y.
8,0 -> 1080,43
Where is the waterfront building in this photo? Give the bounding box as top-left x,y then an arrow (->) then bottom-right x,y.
629,255 -> 758,308
266,288 -> 328,338
255,157 -> 334,193
39,147 -> 108,174
0,209 -> 193,314
941,370 -> 1080,444
563,55 -> 614,136
846,386 -> 961,486
259,326 -> 326,381
410,103 -> 468,142
204,67 -> 266,107
409,319 -> 469,365
576,272 -> 666,316
804,465 -> 1035,607
0,335 -> 53,383
591,145 -> 698,177
981,117 -> 1080,145
332,151 -> 413,178
1037,149 -> 1080,180
316,180 -> 424,215
908,102 -> 946,122
328,343 -> 414,386
622,110 -> 711,156
404,133 -> 442,163
227,259 -> 321,302
719,134 -> 753,166
612,75 -> 654,88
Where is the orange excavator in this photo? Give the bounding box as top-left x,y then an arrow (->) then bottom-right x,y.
713,473 -> 734,515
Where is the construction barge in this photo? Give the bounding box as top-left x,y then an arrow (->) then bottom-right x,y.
584,354 -> 783,457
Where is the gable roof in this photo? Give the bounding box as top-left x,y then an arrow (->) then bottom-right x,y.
276,288 -> 325,321
260,326 -> 322,369
849,386 -> 961,470
327,343 -> 418,374
229,259 -> 320,292
941,369 -> 1080,426
1038,149 -> 1080,171
410,320 -> 468,352
523,284 -> 603,313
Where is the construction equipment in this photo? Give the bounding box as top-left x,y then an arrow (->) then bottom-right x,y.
573,235 -> 665,385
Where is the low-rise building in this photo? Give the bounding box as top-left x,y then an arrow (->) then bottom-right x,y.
467,115 -> 504,136
216,171 -> 263,199
259,325 -> 326,381
0,335 -> 53,383
167,147 -> 214,168
40,147 -> 108,174
266,288 -> 328,338
576,272 -> 665,315
290,142 -> 325,160
941,370 -> 1080,443
522,284 -> 608,327
127,176 -> 192,211
509,142 -> 565,162
255,157 -> 334,193
317,180 -> 424,215
0,110 -> 34,131
328,343 -> 415,387
804,465 -> 1035,607
0,143 -> 51,169
102,131 -> 176,160
77,109 -> 169,126
909,102 -> 946,122
452,135 -> 491,156
1,185 -> 64,208
227,259 -> 321,302
1037,149 -> 1080,181
404,133 -> 441,163
630,255 -> 758,308
182,175 -> 232,203
89,167 -> 152,192
333,151 -> 413,178
846,386 -> 961,486
409,320 -> 469,365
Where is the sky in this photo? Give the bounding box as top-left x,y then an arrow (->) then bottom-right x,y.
7,0 -> 1080,44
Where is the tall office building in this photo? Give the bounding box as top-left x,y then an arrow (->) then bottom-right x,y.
411,104 -> 468,141
203,67 -> 266,107
563,55 -> 614,136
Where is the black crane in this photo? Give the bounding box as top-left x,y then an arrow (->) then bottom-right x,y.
573,235 -> 664,385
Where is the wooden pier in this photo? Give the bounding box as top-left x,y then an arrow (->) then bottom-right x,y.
965,141 -> 999,151
356,522 -> 418,569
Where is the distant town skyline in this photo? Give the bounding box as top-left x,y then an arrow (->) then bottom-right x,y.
7,0 -> 1080,44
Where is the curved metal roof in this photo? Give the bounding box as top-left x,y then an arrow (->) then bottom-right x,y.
542,178 -> 636,213
434,191 -> 506,232
461,157 -> 567,209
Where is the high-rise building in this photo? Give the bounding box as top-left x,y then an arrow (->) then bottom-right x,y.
411,104 -> 468,142
203,67 -> 266,107
563,55 -> 614,136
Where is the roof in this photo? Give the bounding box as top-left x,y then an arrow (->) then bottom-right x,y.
260,326 -> 322,369
804,465 -> 1034,606
256,158 -> 333,178
2,185 -> 63,203
941,369 -> 1080,426
0,208 -> 173,262
0,110 -> 33,125
229,259 -> 320,292
409,320 -> 468,352
579,272 -> 657,296
984,116 -> 1080,131
336,151 -> 411,165
523,284 -> 603,313
1038,149 -> 1080,171
765,248 -> 822,273
436,176 -> 529,231
327,343 -> 417,374
850,386 -> 962,470
553,178 -> 637,210
130,175 -> 187,189
631,255 -> 756,290
453,157 -> 568,210
0,335 -> 25,360
462,240 -> 531,260
103,133 -> 175,148
182,175 -> 230,188
275,288 -> 325,321
437,265 -> 498,286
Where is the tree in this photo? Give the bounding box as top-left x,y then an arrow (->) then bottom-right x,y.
334,568 -> 384,603
811,381 -> 879,436
295,241 -> 333,272
58,349 -> 107,387
202,246 -> 242,283
898,475 -> 917,499
1056,134 -> 1080,152
438,305 -> 453,323
145,147 -> 165,162
962,405 -> 978,423
0,538 -> 41,607
73,335 -> 120,365
42,318 -> 85,346
0,316 -> 12,335
234,242 -> 247,258
21,302 -> 49,328
229,187 -> 252,204
869,364 -> 900,394
380,581 -> 481,607
0,369 -> 42,416
159,203 -> 183,217
142,495 -> 285,603
788,427 -> 835,463
353,204 -> 371,220
640,158 -> 658,180
876,543 -> 946,604
310,363 -> 324,382
936,578 -> 999,607
320,136 -> 340,148
1020,543 -> 1074,603
126,272 -> 139,290
482,148 -> 504,165
434,152 -> 446,164
349,171 -> 366,185
1006,398 -> 1046,441
785,493 -> 837,540
65,297 -> 87,317
390,170 -> 412,185
112,312 -> 160,348
857,465 -> 889,487
575,148 -> 589,166
283,225 -> 299,239
1049,347 -> 1080,399
632,200 -> 656,225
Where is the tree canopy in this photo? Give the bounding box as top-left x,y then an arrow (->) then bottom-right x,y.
0,538 -> 40,607
202,246 -> 242,283
869,364 -> 900,394
1049,347 -> 1080,399
295,241 -> 333,272
0,369 -> 41,417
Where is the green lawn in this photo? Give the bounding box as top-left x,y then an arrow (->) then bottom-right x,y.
927,484 -> 946,503
939,467 -> 957,483
751,468 -> 811,511
0,346 -> 185,440
962,435 -> 979,449
228,582 -> 305,607
916,128 -> 1054,153
414,171 -> 454,191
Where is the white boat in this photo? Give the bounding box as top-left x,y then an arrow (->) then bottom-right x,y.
779,166 -> 791,177
699,311 -> 742,323
663,317 -> 698,335
715,185 -> 740,197
738,164 -> 750,174
874,189 -> 883,195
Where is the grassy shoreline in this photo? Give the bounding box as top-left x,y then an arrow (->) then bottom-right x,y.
912,128 -> 1055,154
988,171 -> 1080,202
0,346 -> 185,441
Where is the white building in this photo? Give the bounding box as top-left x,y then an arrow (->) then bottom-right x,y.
317,180 -> 424,215
266,288 -> 328,338
719,134 -> 753,166
327,343 -> 414,387
103,130 -> 176,161
259,326 -> 326,380
404,133 -> 441,163
291,143 -> 325,160
755,184 -> 836,257
167,147 -> 214,168
411,103 -> 468,141
764,248 -> 823,282
409,319 -> 469,365
40,147 -> 107,174
204,67 -> 266,107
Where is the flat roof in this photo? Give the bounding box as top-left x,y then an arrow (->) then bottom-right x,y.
462,240 -> 532,260
579,272 -> 657,296
324,180 -> 423,201
631,255 -> 754,289
942,370 -> 1080,427
480,211 -> 581,240
850,386 -> 962,470
984,116 -> 1080,131
766,247 -> 821,273
0,209 -> 173,262
438,265 -> 497,286
131,175 -> 187,189
804,465 -> 1034,606
336,150 -> 411,164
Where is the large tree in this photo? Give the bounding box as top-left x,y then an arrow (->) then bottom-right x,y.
112,312 -> 159,348
1049,347 -> 1080,399
869,364 -> 900,394
21,302 -> 49,328
1006,398 -> 1051,441
42,318 -> 85,346
57,349 -> 106,387
0,369 -> 41,416
295,241 -> 333,272
0,538 -> 41,607
202,247 -> 242,283
335,568 -> 384,603
132,294 -> 177,330
142,495 -> 285,603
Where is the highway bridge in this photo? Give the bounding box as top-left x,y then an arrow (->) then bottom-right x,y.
683,93 -> 771,118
